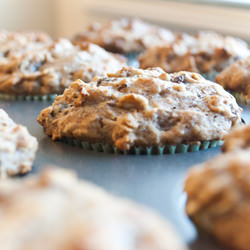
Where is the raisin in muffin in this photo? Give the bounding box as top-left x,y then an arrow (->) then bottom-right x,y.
185,149 -> 250,250
139,32 -> 250,78
222,124 -> 250,152
216,56 -> 250,104
0,39 -> 126,96
0,167 -> 188,250
73,18 -> 175,54
0,109 -> 38,177
37,67 -> 242,152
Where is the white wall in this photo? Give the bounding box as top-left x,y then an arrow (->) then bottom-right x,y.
0,0 -> 54,35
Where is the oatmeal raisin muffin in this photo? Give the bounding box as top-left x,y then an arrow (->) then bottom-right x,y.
185,149 -> 250,250
139,32 -> 250,79
38,67 -> 242,153
73,18 -> 175,54
222,124 -> 250,152
216,56 -> 250,104
0,109 -> 38,177
0,39 -> 126,97
0,167 -> 188,250
0,30 -> 52,59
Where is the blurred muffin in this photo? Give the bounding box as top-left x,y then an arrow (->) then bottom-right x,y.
185,149 -> 250,250
222,124 -> 250,152
73,18 -> 175,54
0,30 -> 52,58
0,39 -> 126,97
216,56 -> 250,105
38,67 -> 242,153
139,32 -> 250,80
0,109 -> 38,178
0,167 -> 188,250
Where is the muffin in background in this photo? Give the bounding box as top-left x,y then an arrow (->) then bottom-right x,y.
139,31 -> 250,80
38,67 -> 242,154
0,38 -> 126,99
216,56 -> 250,105
0,167 -> 188,250
0,30 -> 52,58
0,109 -> 38,178
73,18 -> 175,67
185,149 -> 250,250
222,124 -> 250,152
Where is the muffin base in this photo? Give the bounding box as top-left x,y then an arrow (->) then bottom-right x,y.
60,137 -> 224,155
0,93 -> 57,101
231,92 -> 250,106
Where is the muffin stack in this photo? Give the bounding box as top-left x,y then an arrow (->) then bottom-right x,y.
0,17 -> 250,250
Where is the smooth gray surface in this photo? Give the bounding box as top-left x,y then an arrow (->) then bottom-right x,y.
0,99 -> 249,250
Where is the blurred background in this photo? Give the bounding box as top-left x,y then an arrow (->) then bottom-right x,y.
0,0 -> 250,39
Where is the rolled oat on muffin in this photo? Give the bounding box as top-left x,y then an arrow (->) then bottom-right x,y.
139,31 -> 250,79
37,67 -> 242,153
0,167 -> 188,250
222,124 -> 250,152
0,39 -> 126,97
185,149 -> 250,250
0,109 -> 38,178
216,56 -> 250,104
73,18 -> 175,54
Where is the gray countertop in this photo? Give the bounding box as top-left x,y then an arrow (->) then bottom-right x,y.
1,99 -> 249,250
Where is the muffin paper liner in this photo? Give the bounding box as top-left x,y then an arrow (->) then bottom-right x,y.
125,52 -> 140,68
231,92 -> 250,106
60,137 -> 224,155
0,93 -> 57,101
202,71 -> 219,82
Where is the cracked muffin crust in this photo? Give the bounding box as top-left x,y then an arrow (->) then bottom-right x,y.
185,149 -> 250,250
139,32 -> 250,75
216,56 -> 250,98
73,18 -> 175,53
0,109 -> 38,178
0,39 -> 126,96
222,124 -> 250,153
0,167 -> 188,250
37,67 -> 242,151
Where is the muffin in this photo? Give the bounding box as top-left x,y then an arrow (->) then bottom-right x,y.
0,30 -> 52,59
139,31 -> 250,80
37,67 -> 242,154
222,124 -> 250,152
216,56 -> 250,105
0,109 -> 38,177
73,18 -> 175,54
185,149 -> 250,250
0,38 -> 126,99
73,18 -> 175,67
0,167 -> 188,250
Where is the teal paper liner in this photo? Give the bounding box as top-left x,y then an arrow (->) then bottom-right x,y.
202,71 -> 219,81
125,52 -> 140,68
0,93 -> 57,101
231,92 -> 250,106
60,137 -> 224,155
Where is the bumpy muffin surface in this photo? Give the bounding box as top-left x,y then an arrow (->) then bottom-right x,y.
0,167 -> 187,250
139,32 -> 250,74
38,67 -> 242,151
216,56 -> 250,97
73,18 -> 175,53
0,109 -> 38,177
0,39 -> 126,95
222,124 -> 250,152
185,150 -> 250,250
